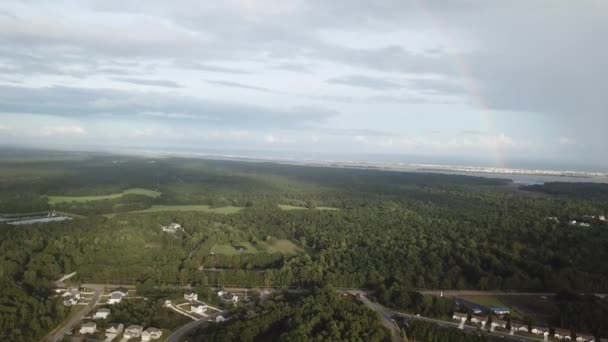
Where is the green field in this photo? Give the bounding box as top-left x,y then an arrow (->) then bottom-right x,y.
134,205 -> 243,214
211,239 -> 303,255
278,204 -> 340,211
47,188 -> 161,204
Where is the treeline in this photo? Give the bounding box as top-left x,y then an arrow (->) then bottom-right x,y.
402,321 -> 503,342
554,292 -> 608,339
374,282 -> 456,319
188,287 -> 389,342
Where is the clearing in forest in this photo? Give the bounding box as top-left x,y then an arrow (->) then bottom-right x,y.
47,188 -> 161,204
134,205 -> 243,214
210,239 -> 303,255
278,204 -> 340,211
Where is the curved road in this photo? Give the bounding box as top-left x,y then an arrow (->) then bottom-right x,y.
165,312 -> 222,342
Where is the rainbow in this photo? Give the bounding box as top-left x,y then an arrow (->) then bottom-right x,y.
413,0 -> 506,168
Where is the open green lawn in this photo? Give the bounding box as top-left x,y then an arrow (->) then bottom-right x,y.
47,188 -> 161,204
134,205 -> 243,214
278,204 -> 340,211
211,239 -> 304,255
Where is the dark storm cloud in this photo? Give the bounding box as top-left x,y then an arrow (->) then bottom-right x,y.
0,85 -> 336,127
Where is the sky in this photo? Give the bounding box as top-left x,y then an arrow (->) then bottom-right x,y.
0,1 -> 607,170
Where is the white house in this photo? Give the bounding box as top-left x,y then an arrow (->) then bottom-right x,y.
62,288 -> 81,299
184,291 -> 198,302
554,328 -> 572,340
452,312 -> 467,322
164,300 -> 172,307
216,315 -> 227,323
492,319 -> 507,329
106,323 -> 124,337
63,296 -> 78,307
191,304 -> 208,315
124,325 -> 144,338
471,316 -> 486,324
79,322 -> 96,335
576,334 -> 595,342
93,308 -> 110,319
532,327 -> 549,336
220,292 -> 238,304
108,292 -> 124,304
599,215 -> 606,221
511,323 -> 528,332
142,327 -> 163,341
162,222 -> 183,233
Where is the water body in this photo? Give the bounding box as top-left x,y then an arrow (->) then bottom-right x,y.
6,216 -> 72,225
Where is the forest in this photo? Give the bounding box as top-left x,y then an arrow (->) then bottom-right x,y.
1,149 -> 608,340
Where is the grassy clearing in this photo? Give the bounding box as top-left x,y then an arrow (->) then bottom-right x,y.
278,204 -> 308,210
210,239 -> 303,255
211,241 -> 259,255
459,295 -> 525,320
104,205 -> 243,218
48,188 -> 161,204
278,204 -> 340,211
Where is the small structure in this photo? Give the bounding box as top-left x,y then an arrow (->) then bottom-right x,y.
471,315 -> 486,324
162,222 -> 183,233
184,291 -> 198,302
216,315 -> 227,323
142,327 -> 163,341
106,323 -> 124,337
532,326 -> 549,336
492,319 -> 507,329
93,308 -> 111,320
191,304 -> 208,315
599,215 -> 606,221
511,323 -> 528,332
124,325 -> 144,338
164,300 -> 172,307
452,312 -> 467,322
63,296 -> 78,307
62,288 -> 81,299
79,322 -> 97,335
579,222 -> 591,227
490,307 -> 510,315
554,328 -> 572,340
576,333 -> 595,342
219,292 -> 238,304
108,287 -> 128,304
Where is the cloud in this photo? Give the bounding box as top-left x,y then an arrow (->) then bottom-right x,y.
206,80 -> 274,93
0,85 -> 336,128
112,77 -> 182,88
31,125 -> 87,137
559,137 -> 577,146
175,61 -> 252,74
326,75 -> 403,90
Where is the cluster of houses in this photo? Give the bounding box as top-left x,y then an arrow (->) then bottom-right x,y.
546,215 -> 606,228
452,312 -> 596,342
79,321 -> 163,341
161,222 -> 183,233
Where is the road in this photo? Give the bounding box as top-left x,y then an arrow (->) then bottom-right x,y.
43,285 -> 103,342
165,312 -> 223,342
353,292 -> 402,342
350,291 -> 545,342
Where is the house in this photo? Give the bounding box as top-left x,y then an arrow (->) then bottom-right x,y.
452,312 -> 467,322
532,327 -> 549,336
79,322 -> 97,334
599,215 -> 606,221
164,300 -> 172,307
105,323 -> 124,337
162,222 -> 183,233
471,315 -> 486,324
184,291 -> 198,302
141,327 -> 163,341
124,325 -> 144,338
511,322 -> 528,332
108,292 -> 124,304
490,307 -> 510,315
216,315 -> 227,323
492,319 -> 507,329
554,328 -> 572,340
93,308 -> 111,319
191,304 -> 208,315
579,222 -> 591,227
576,334 -> 595,342
569,220 -> 578,225
63,296 -> 79,307
220,292 -> 238,304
